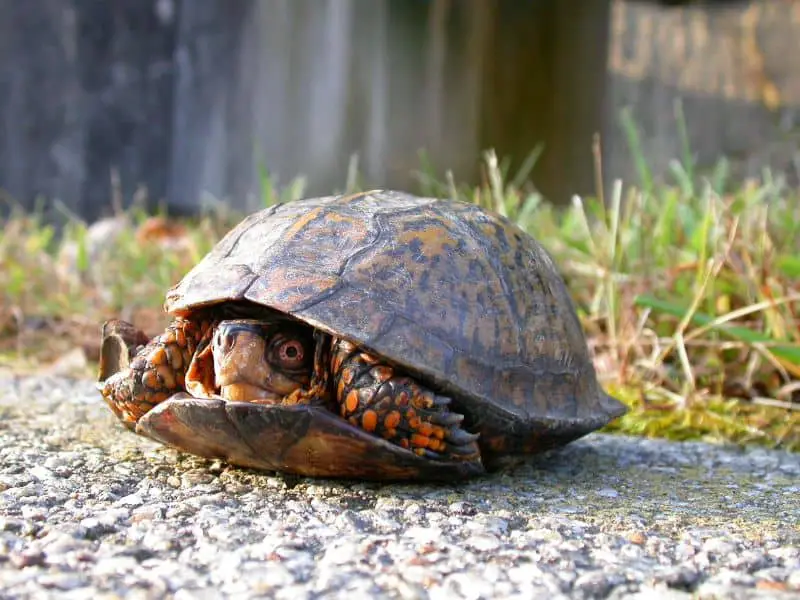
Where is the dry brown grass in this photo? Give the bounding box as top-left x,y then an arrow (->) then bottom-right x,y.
1,150 -> 798,450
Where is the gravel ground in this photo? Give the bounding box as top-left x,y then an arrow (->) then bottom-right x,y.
0,374 -> 798,600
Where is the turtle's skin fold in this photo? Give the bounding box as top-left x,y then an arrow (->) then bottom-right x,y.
98,190 -> 626,481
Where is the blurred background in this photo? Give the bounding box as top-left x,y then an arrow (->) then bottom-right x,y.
1,0 -> 797,222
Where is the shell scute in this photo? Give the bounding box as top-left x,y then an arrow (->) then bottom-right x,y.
243,266 -> 341,314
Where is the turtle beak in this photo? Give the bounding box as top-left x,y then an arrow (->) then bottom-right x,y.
211,320 -> 303,404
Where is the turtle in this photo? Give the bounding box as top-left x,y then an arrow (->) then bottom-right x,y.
98,190 -> 626,481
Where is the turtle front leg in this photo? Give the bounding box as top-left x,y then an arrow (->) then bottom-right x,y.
331,338 -> 480,462
98,318 -> 212,430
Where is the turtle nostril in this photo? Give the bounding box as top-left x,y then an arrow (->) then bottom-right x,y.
215,330 -> 237,354
222,333 -> 236,353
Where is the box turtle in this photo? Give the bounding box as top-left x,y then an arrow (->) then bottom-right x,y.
98,190 -> 626,481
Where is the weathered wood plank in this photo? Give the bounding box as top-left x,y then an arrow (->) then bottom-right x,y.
0,0 -> 796,222
606,0 -> 800,188
0,0 -> 177,221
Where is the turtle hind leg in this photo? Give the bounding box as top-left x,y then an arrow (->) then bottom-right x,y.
99,318 -> 209,429
331,338 -> 481,462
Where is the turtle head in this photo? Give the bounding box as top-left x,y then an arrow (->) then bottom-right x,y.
186,318 -> 315,403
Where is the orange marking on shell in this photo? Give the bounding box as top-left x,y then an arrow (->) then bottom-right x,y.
335,190 -> 372,204
371,366 -> 393,383
361,410 -> 378,432
280,205 -> 325,245
410,434 -> 429,449
149,347 -> 167,366
384,410 -> 402,430
345,390 -> 359,414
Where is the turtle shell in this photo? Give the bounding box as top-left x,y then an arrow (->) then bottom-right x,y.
165,190 -> 625,466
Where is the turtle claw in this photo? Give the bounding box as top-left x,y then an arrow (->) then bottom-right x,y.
432,394 -> 451,407
427,410 -> 464,427
445,427 -> 480,446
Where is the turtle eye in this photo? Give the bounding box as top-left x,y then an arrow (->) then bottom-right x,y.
275,339 -> 307,369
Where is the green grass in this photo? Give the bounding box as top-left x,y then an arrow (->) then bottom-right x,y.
1,138 -> 798,451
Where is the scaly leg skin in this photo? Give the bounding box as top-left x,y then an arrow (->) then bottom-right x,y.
99,318 -> 213,430
331,338 -> 480,462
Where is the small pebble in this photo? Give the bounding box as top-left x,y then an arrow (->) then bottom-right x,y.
465,534 -> 500,552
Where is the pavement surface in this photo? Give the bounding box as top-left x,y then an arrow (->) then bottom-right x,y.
0,374 -> 798,599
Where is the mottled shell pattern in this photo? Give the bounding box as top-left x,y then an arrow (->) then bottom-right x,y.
165,191 -> 625,457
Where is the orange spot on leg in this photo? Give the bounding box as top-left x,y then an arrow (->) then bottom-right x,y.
332,353 -> 344,375
359,353 -> 379,365
411,434 -> 430,449
337,378 -> 346,401
142,369 -> 159,390
361,410 -> 378,432
427,438 -> 444,452
371,366 -> 393,382
345,390 -> 359,414
156,364 -> 176,389
150,392 -> 169,404
150,347 -> 167,365
416,422 -> 435,437
342,367 -> 356,385
407,413 -> 421,431
384,410 -> 401,430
